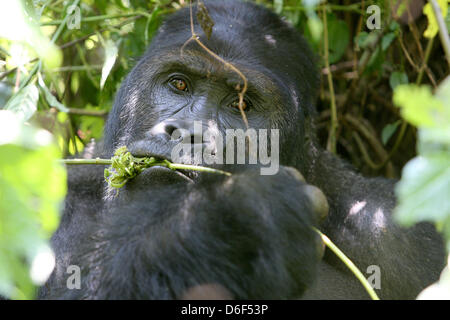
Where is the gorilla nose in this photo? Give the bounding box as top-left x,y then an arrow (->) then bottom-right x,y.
149,119 -> 204,144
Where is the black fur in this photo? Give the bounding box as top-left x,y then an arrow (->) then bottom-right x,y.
39,0 -> 445,299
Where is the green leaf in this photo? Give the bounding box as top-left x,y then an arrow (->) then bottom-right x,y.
382,32 -> 396,51
274,0 -> 283,14
355,32 -> 369,48
423,0 -> 448,39
389,21 -> 400,32
355,31 -> 377,49
381,120 -> 401,145
327,16 -> 350,64
394,76 -> 450,255
303,1 -> 323,43
4,84 -> 39,122
306,15 -> 323,42
394,154 -> 450,226
37,74 -> 69,112
0,111 -> 66,299
389,71 -> 409,90
0,0 -> 61,69
100,40 -> 118,90
393,84 -> 444,127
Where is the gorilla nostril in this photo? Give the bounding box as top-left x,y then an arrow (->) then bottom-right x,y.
165,124 -> 178,136
149,122 -> 171,137
149,120 -> 205,143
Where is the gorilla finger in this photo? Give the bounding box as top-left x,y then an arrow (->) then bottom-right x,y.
303,185 -> 329,223
283,166 -> 306,182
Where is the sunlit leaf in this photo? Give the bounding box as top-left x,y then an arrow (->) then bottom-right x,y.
0,111 -> 66,299
100,40 -> 118,90
0,0 -> 61,69
4,84 -> 39,122
393,84 -> 444,127
37,74 -> 69,112
395,154 -> 450,225
274,0 -> 284,14
423,0 -> 448,39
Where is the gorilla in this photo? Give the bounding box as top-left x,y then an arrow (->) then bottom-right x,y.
39,0 -> 445,299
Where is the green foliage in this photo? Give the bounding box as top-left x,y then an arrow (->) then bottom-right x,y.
423,0 -> 448,38
326,14 -> 350,64
394,84 -> 448,128
104,146 -> 158,188
0,111 -> 66,299
4,84 -> 39,122
1,0 -> 175,156
0,0 -> 62,69
103,146 -> 231,189
394,77 -> 450,297
37,73 -> 69,112
100,39 -> 119,90
394,78 -> 450,233
381,120 -> 401,145
389,72 -> 408,90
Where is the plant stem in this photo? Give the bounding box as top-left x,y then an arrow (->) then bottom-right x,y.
416,37 -> 434,85
314,228 -> 380,300
323,5 -> 338,154
162,160 -> 231,176
429,0 -> 450,67
40,12 -> 143,26
60,158 -> 232,176
60,158 -> 112,165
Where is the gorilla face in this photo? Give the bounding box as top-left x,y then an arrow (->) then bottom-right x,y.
103,0 -> 319,172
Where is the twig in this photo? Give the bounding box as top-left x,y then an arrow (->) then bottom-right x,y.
351,119 -> 408,171
60,158 -> 231,176
340,28 -> 386,112
323,5 -> 338,154
398,34 -> 436,86
182,0 -> 249,128
352,132 -> 382,169
60,158 -> 111,165
429,0 -> 450,67
314,228 -> 380,300
59,15 -> 144,50
344,114 -> 389,162
40,12 -> 144,26
67,108 -> 108,117
417,37 -> 435,85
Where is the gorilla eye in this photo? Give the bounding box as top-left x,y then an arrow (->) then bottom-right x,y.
229,99 -> 249,111
169,78 -> 188,92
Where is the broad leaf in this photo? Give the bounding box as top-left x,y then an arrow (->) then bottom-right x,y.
4,84 -> 39,122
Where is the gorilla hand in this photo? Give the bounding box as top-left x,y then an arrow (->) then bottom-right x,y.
75,166 -> 324,299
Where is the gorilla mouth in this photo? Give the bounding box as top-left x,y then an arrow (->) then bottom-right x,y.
128,139 -> 200,183
139,164 -> 194,184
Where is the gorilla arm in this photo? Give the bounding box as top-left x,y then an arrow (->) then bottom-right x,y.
307,150 -> 446,299
70,166 -> 322,299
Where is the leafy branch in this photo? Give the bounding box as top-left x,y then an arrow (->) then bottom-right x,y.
60,146 -> 231,189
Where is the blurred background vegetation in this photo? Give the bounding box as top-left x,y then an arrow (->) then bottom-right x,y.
0,0 -> 449,299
